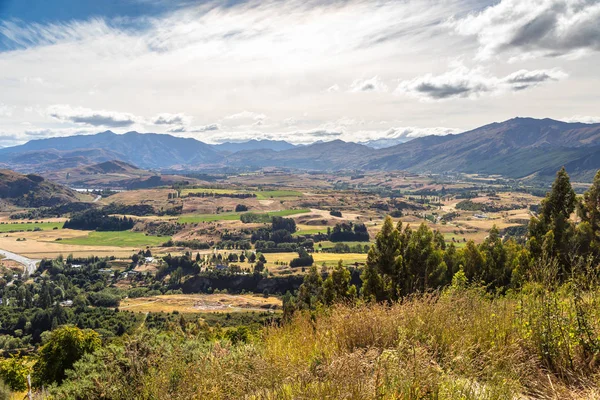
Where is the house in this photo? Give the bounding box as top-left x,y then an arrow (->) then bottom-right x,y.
60,300 -> 73,307
98,268 -> 113,275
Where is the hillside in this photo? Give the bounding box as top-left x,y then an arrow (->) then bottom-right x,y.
0,130 -> 223,170
362,118 -> 600,180
44,160 -> 204,189
1,118 -> 600,180
0,169 -> 81,207
226,139 -> 375,170
212,139 -> 296,154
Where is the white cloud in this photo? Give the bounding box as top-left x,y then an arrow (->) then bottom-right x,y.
0,0 -> 596,145
396,64 -> 567,100
349,76 -> 388,93
46,104 -> 139,127
349,126 -> 460,147
152,113 -> 193,126
451,0 -> 600,60
167,123 -> 219,133
562,115 -> 600,124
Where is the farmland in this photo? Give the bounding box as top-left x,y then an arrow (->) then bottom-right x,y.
120,293 -> 281,313
59,231 -> 168,247
178,208 -> 310,223
0,221 -> 64,232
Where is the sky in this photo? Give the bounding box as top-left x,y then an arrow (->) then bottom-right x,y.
0,0 -> 599,147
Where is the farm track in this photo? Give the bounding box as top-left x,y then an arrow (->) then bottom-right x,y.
0,248 -> 40,276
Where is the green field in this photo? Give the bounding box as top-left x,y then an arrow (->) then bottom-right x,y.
316,240 -> 372,249
59,231 -> 168,247
293,228 -> 329,236
178,212 -> 244,223
181,188 -> 248,196
0,222 -> 64,232
256,190 -> 303,199
178,209 -> 310,224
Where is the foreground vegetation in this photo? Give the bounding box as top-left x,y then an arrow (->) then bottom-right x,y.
50,279 -> 600,399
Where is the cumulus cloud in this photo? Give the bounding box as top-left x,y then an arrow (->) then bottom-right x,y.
503,68 -> 567,90
326,84 -> 340,92
384,126 -> 461,139
562,115 -> 600,124
396,64 -> 567,100
349,76 -> 388,93
152,113 -> 192,126
47,104 -> 138,127
167,124 -> 219,133
451,0 -> 600,59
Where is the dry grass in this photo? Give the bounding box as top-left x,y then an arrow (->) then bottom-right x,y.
267,252 -> 368,267
53,286 -> 600,399
120,294 -> 281,313
0,230 -> 140,258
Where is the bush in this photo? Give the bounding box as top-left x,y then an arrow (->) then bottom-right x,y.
290,255 -> 313,268
0,357 -> 28,392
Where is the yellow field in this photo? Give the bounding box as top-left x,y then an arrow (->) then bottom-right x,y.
0,229 -> 140,258
120,293 -> 281,313
267,252 -> 367,267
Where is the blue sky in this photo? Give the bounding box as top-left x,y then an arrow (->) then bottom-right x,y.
0,0 -> 598,147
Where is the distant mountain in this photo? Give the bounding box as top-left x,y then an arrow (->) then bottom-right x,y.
0,148 -> 124,173
0,131 -> 223,171
212,139 -> 296,153
360,137 -> 413,149
226,139 -> 375,170
1,118 -> 600,180
362,118 -> 600,180
0,169 -> 80,207
43,160 -> 204,189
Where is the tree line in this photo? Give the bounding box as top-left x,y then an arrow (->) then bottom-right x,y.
286,167 -> 600,312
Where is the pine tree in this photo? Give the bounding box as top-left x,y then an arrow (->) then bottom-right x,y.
361,249 -> 384,302
578,170 -> 600,257
323,260 -> 356,305
362,216 -> 404,300
528,167 -> 576,276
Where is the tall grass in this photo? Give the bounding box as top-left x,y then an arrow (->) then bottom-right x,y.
52,281 -> 600,399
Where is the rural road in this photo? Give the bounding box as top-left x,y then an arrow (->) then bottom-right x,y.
93,195 -> 101,202
0,249 -> 41,277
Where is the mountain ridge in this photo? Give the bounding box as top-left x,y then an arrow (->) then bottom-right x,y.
1,117 -> 600,180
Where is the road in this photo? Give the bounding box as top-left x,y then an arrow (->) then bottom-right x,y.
0,249 -> 41,277
93,195 -> 102,202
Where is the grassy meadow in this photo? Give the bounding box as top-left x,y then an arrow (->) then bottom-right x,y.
0,221 -> 63,232
178,209 -> 310,224
59,231 -> 168,247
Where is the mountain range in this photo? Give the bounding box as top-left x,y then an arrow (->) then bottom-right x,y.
1,117 -> 599,181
